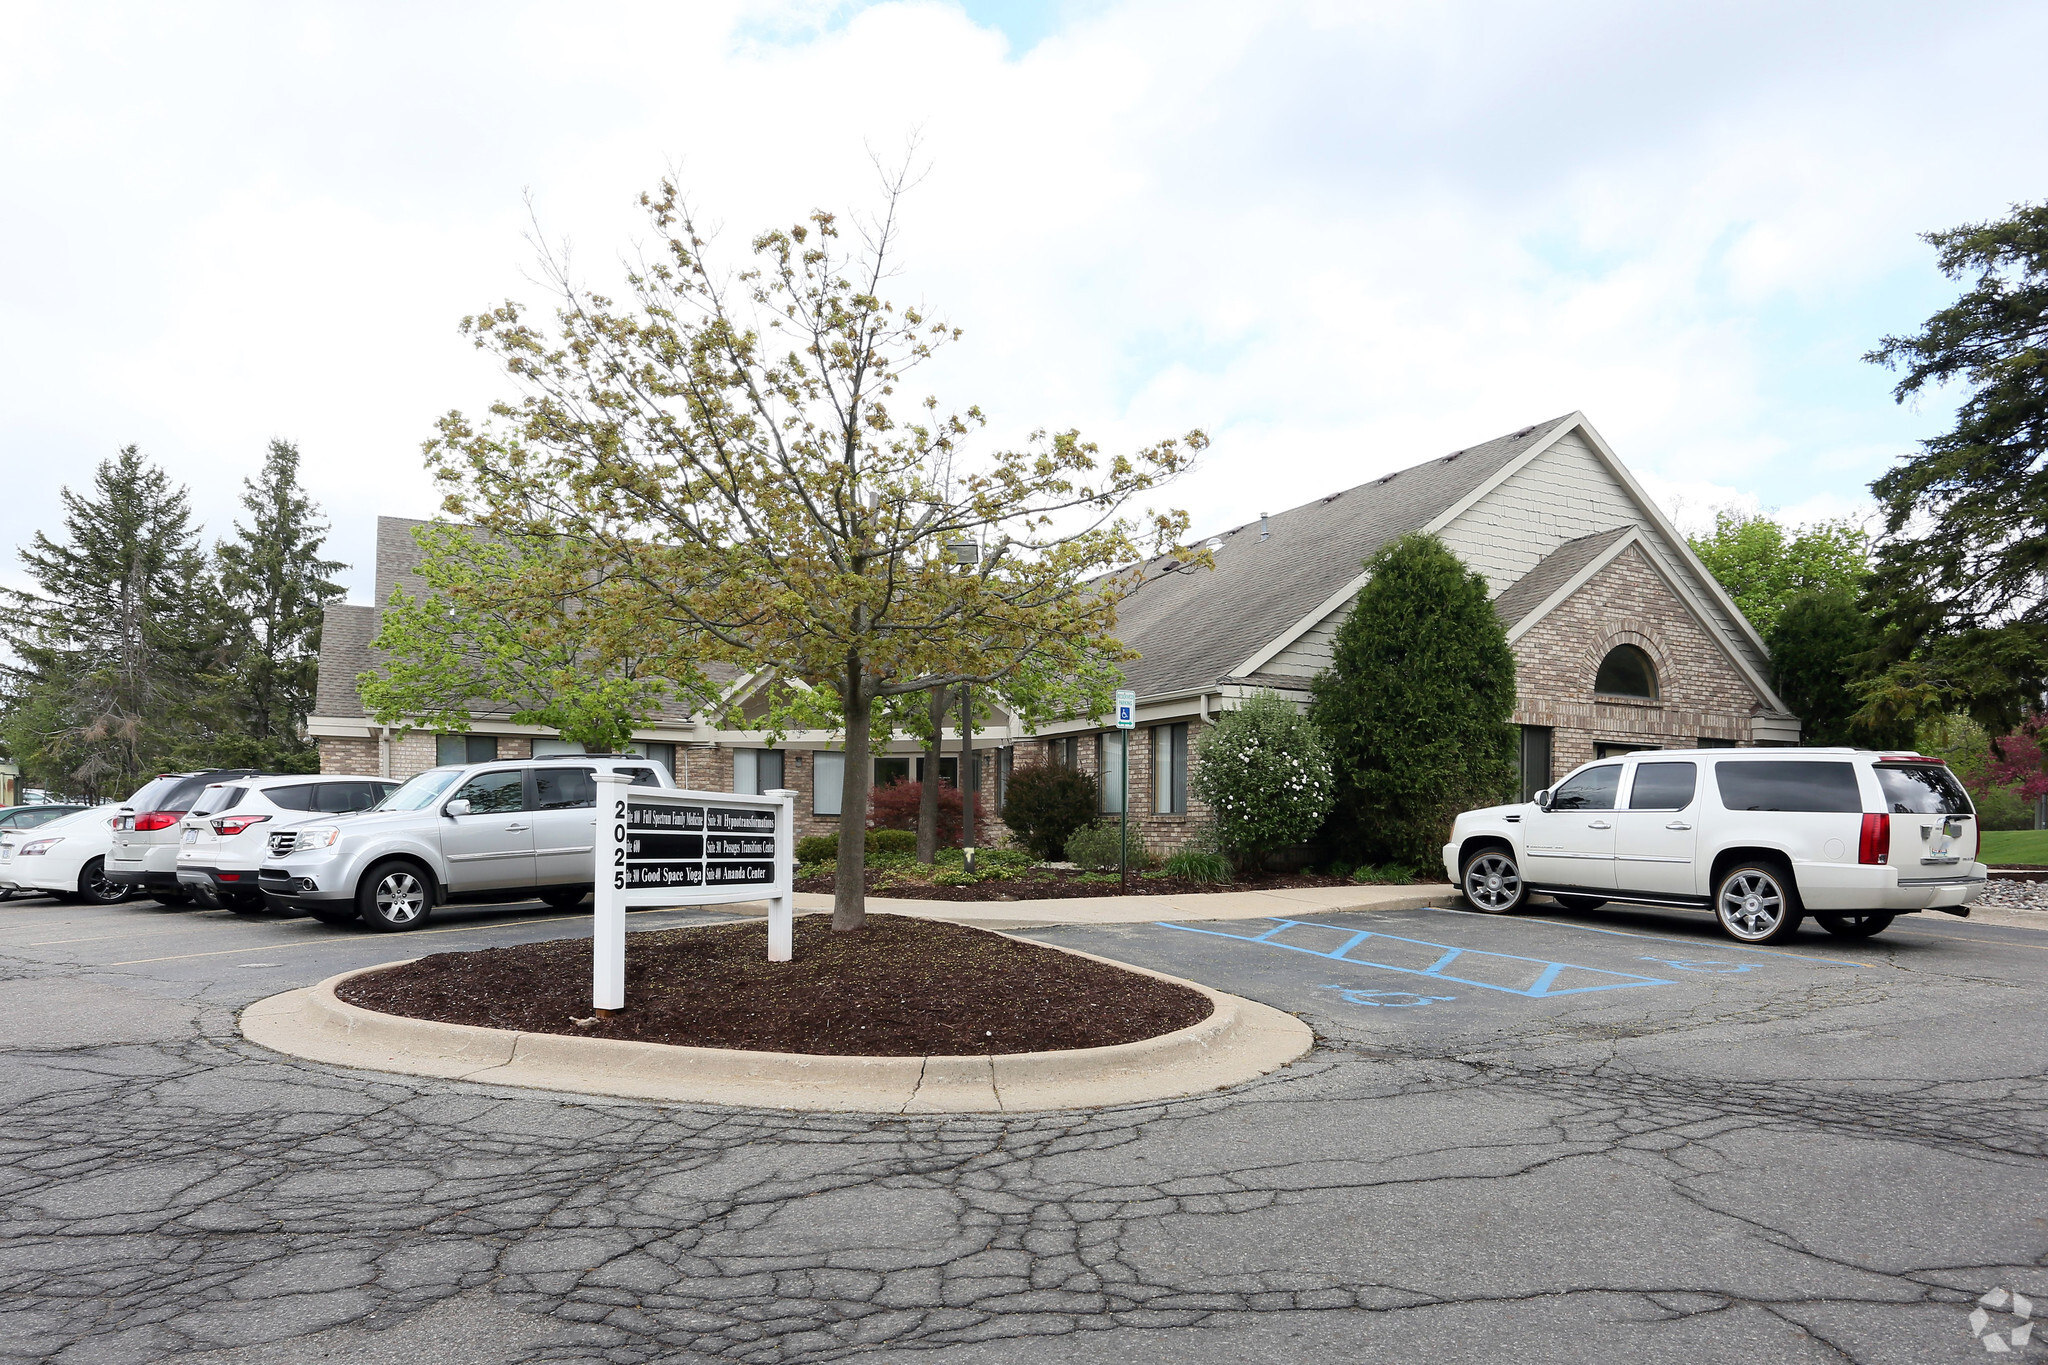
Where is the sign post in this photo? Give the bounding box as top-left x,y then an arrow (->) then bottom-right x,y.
591,774 -> 796,1015
1114,688 -> 1136,891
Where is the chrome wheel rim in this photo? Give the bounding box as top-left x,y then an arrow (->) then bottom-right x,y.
374,873 -> 425,924
1465,853 -> 1520,911
1718,871 -> 1785,939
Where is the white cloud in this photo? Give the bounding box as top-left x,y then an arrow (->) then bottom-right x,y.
1,0 -> 2041,602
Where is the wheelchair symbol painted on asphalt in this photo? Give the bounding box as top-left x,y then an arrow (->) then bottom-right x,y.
1638,956 -> 1754,974
1322,984 -> 1457,1008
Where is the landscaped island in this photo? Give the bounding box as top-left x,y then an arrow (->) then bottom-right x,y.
336,917 -> 1212,1055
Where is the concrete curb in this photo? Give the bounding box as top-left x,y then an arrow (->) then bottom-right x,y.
791,882 -> 1453,931
239,943 -> 1314,1114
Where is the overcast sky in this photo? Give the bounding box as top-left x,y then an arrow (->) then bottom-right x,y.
4,0 -> 2043,604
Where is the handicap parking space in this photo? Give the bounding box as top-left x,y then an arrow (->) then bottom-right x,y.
1025,901 -> 1911,1046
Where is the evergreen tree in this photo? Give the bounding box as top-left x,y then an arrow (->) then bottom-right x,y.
1860,201 -> 2048,736
213,440 -> 345,770
1309,533 -> 1518,866
0,447 -> 218,799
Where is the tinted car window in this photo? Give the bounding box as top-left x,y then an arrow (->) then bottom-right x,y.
266,785 -> 318,812
158,774 -> 220,813
126,776 -> 187,810
1714,761 -> 1862,813
1875,764 -> 1974,816
314,782 -> 380,813
13,806 -> 83,829
1628,762 -> 1697,810
534,767 -> 596,810
1549,766 -> 1621,811
191,785 -> 245,816
451,770 -> 526,815
619,767 -> 661,788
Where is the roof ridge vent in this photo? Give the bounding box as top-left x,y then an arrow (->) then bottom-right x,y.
1442,450 -> 1463,463
1321,490 -> 1343,503
1512,426 -> 1534,438
1376,471 -> 1398,485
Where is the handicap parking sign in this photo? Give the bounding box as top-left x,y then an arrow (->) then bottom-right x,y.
1114,688 -> 1136,729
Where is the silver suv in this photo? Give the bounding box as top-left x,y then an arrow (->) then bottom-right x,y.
257,754 -> 674,930
1445,748 -> 1987,944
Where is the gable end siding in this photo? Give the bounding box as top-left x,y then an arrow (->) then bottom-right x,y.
1262,431 -> 1768,686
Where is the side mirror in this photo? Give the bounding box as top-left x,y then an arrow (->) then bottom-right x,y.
443,798 -> 472,818
1533,789 -> 1552,811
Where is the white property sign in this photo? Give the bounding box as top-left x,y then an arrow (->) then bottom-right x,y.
590,773 -> 797,1012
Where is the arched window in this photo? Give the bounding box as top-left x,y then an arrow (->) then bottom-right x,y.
1595,644 -> 1658,699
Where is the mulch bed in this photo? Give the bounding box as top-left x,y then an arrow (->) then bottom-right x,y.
336,915 -> 1211,1056
792,868 -> 1444,902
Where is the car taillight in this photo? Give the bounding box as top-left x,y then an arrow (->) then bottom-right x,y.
1858,813 -> 1890,865
212,814 -> 271,836
133,811 -> 182,832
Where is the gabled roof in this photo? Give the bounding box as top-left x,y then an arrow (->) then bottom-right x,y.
1491,527 -> 1634,634
1109,415 -> 1578,698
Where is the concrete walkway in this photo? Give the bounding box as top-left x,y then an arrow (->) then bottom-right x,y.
791,881 -> 1455,930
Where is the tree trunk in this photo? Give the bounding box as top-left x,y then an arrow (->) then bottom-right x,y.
916,686 -> 947,864
832,671 -> 874,932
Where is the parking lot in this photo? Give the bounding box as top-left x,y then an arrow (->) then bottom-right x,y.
3,891 -> 2045,1364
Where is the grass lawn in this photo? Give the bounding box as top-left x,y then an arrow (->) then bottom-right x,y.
1979,828 -> 2048,865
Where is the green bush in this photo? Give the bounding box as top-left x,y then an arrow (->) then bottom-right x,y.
999,762 -> 1099,859
1162,848 -> 1232,883
1972,782 -> 2034,831
1191,691 -> 1336,870
868,828 -> 918,856
1310,532 -> 1518,867
794,828 -> 920,864
1351,863 -> 1415,885
1061,822 -> 1157,872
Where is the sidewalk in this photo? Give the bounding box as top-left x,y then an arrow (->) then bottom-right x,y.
789,882 -> 1455,931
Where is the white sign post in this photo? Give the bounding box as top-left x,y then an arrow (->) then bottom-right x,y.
590,775 -> 797,1014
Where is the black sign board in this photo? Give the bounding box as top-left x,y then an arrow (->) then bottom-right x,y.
621,799 -> 779,891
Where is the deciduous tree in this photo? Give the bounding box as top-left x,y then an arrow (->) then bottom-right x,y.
421,171 -> 1204,929
1686,511 -> 1870,637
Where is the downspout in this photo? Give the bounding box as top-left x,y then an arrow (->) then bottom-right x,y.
1198,692 -> 1212,724
377,726 -> 392,778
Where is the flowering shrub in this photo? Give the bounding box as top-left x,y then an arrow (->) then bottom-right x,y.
866,778 -> 983,846
1190,691 -> 1335,869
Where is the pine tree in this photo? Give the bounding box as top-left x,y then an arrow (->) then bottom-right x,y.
1309,533 -> 1519,866
213,440 -> 346,770
0,447 -> 219,799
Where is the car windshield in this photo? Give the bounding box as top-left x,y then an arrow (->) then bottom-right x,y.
1875,764 -> 1974,816
376,769 -> 463,811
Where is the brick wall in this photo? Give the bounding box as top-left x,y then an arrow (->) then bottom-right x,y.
1511,544 -> 1769,774
319,736 -> 381,777
1043,725 -> 1212,858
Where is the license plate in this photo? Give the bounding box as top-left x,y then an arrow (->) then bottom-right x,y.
181,829 -> 199,844
0,846 -> 12,863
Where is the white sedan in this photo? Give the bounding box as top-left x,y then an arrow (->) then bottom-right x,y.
0,806 -> 130,904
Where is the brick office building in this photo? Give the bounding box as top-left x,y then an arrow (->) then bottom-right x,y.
308,412 -> 1799,851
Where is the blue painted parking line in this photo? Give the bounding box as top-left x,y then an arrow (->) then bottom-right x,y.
1155,918 -> 1674,998
1424,904 -> 1865,968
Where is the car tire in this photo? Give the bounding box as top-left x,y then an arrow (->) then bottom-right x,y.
1460,846 -> 1527,914
539,887 -> 588,910
76,858 -> 133,905
1815,912 -> 1894,939
1714,860 -> 1803,943
1553,894 -> 1608,912
305,903 -> 359,926
357,861 -> 434,932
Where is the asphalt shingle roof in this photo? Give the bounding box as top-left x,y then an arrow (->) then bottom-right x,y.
1490,526 -> 1634,635
1109,415 -> 1577,698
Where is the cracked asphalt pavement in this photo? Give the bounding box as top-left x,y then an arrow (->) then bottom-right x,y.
2,892 -> 2044,1363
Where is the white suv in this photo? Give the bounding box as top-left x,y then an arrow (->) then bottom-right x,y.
174,775 -> 398,911
107,769 -> 267,904
256,753 -> 674,931
1445,749 -> 1987,943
